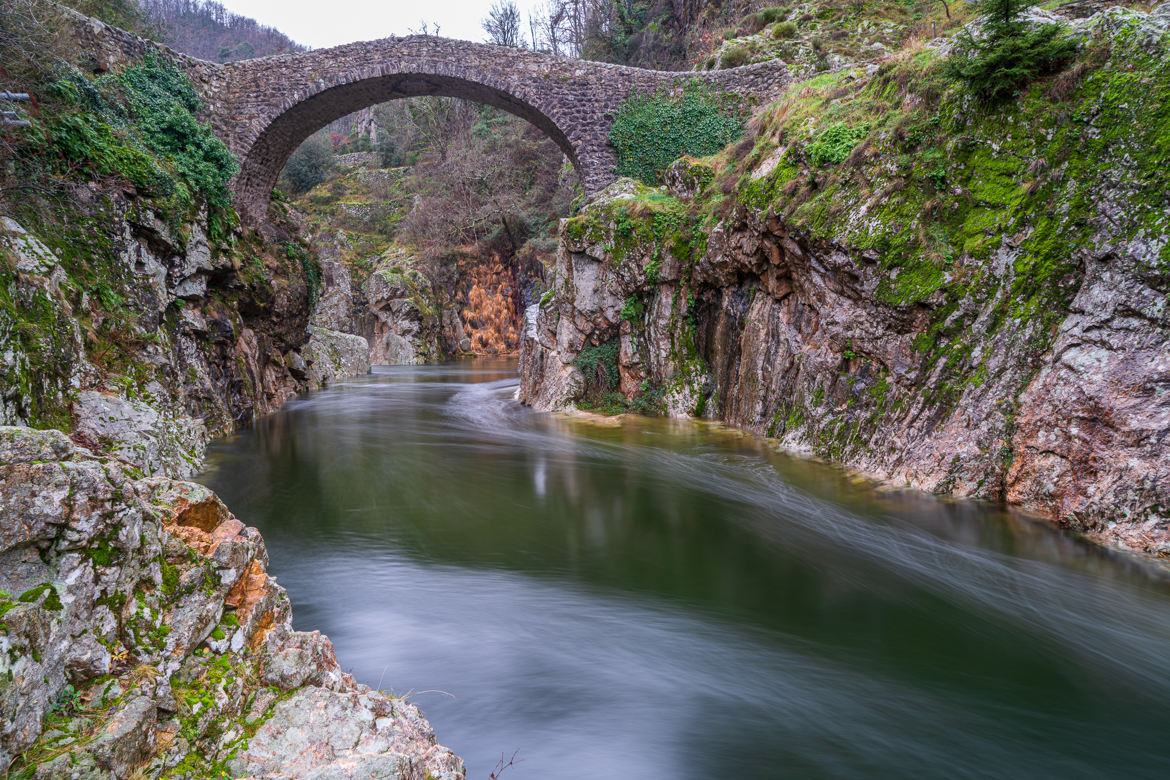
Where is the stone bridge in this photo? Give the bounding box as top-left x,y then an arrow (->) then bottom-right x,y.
70,12 -> 792,222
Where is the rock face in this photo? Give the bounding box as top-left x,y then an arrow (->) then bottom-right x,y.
0,184 -> 373,479
1003,249 -> 1170,551
304,326 -> 373,385
71,391 -> 208,479
0,425 -> 464,779
521,183 -> 1170,552
363,249 -> 446,366
304,239 -> 448,366
519,7 -> 1170,555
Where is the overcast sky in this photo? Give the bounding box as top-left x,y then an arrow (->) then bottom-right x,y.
215,0 -> 541,49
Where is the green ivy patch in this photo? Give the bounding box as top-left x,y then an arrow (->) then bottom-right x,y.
608,83 -> 743,185
36,55 -> 238,240
806,123 -> 867,167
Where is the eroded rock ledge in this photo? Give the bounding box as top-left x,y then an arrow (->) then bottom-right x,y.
0,426 -> 463,779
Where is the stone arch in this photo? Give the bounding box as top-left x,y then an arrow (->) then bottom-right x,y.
215,38 -> 629,221
231,71 -> 587,221
209,36 -> 794,221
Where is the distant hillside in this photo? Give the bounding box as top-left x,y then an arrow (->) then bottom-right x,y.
138,0 -> 305,62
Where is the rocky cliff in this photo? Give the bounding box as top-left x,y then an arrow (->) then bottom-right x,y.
520,5 -> 1170,555
0,196 -> 361,479
0,426 -> 463,778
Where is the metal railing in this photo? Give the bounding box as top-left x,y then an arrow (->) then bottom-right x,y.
1,91 -> 31,127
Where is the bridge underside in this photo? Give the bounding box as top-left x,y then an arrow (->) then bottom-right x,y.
230,72 -> 595,222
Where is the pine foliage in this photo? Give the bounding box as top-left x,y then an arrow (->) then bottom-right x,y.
944,0 -> 1076,101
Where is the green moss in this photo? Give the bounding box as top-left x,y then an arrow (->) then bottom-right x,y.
160,559 -> 181,595
86,532 -> 119,567
18,583 -> 62,612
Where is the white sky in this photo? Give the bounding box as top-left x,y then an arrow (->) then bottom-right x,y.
216,0 -> 542,49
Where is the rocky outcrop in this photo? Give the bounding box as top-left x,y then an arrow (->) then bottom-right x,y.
0,425 -> 464,779
522,178 -> 1170,553
519,7 -> 1170,555
0,189 -> 323,478
363,249 -> 448,365
303,325 -> 372,385
304,238 -> 450,366
71,391 -> 207,479
527,200 -> 1168,551
311,253 -> 361,334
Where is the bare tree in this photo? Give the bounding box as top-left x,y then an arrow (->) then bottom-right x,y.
0,0 -> 67,83
482,0 -> 526,48
529,0 -> 578,56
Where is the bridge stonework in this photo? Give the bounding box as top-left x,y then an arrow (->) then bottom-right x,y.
66,12 -> 791,223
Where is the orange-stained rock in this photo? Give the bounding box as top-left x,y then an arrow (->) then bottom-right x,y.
225,559 -> 268,619
172,495 -> 225,532
248,610 -> 277,654
209,517 -> 246,551
166,525 -> 214,556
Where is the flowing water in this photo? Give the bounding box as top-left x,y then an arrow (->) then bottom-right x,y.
199,359 -> 1170,779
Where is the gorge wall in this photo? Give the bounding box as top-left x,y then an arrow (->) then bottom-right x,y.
520,6 -> 1170,555
290,154 -> 551,366
0,195 -> 366,481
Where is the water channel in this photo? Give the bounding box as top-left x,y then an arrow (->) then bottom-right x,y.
199,359 -> 1170,779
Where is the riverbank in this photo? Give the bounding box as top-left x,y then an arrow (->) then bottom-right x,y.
0,424 -> 462,778
518,4 -> 1170,557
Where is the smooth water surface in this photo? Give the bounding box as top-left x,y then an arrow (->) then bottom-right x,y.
200,360 -> 1170,779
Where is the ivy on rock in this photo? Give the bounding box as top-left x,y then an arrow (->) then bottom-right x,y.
608,83 -> 743,185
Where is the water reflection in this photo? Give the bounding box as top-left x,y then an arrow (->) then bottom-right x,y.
201,360 -> 1170,779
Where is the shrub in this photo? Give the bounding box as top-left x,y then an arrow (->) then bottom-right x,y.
621,295 -> 645,321
758,6 -> 790,25
376,132 -> 404,167
720,45 -> 752,68
738,6 -> 790,35
284,241 -> 321,308
771,21 -> 798,39
608,84 -> 743,185
282,131 -> 335,193
573,339 -> 620,399
944,0 -> 1076,101
806,123 -> 867,166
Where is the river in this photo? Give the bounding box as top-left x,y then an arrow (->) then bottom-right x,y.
199,359 -> 1170,779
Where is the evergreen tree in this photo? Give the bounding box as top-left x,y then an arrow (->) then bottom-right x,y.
945,0 -> 1076,101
